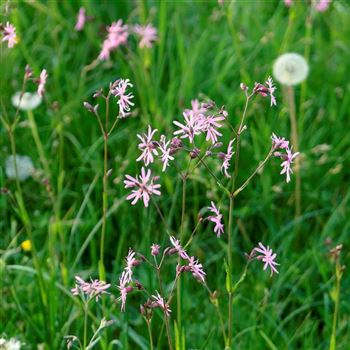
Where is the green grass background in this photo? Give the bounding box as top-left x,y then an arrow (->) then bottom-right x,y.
1,0 -> 349,349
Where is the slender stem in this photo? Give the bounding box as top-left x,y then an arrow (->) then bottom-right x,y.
155,266 -> 173,350
286,86 -> 301,218
83,302 -> 88,350
152,199 -> 171,236
329,262 -> 341,350
184,219 -> 202,249
233,148 -> 274,198
146,320 -> 154,350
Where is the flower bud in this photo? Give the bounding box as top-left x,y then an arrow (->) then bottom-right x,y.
190,148 -> 200,159
151,244 -> 160,256
240,83 -> 248,91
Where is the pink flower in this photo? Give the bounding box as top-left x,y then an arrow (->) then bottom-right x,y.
2,22 -> 17,48
151,291 -> 171,316
111,79 -> 134,117
169,236 -> 189,260
118,271 -> 132,311
279,147 -> 299,183
284,0 -> 293,7
187,256 -> 206,283
203,114 -> 225,144
133,24 -> 157,48
158,135 -> 174,171
124,167 -> 161,207
253,76 -> 277,106
253,242 -> 279,276
173,110 -> 205,144
185,99 -> 207,119
71,276 -> 110,301
315,0 -> 330,12
219,139 -> 234,178
75,7 -> 86,31
98,20 -> 128,60
125,249 -> 137,282
37,69 -> 48,97
271,133 -> 289,150
207,201 -> 224,237
151,243 -> 160,256
136,125 -> 158,166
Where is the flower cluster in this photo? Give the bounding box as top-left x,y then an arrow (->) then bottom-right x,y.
71,276 -> 111,301
272,133 -> 299,183
133,24 -> 158,48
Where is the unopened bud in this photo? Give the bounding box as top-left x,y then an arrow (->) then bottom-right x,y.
25,65 -> 33,80
83,101 -> 95,113
93,89 -> 103,98
189,148 -> 200,159
205,150 -> 212,157
151,244 -> 160,256
106,169 -> 113,177
213,142 -> 223,149
217,152 -> 226,160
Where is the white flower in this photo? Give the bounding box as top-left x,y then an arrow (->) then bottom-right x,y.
0,338 -> 21,350
11,92 -> 42,111
273,53 -> 309,86
5,155 -> 34,181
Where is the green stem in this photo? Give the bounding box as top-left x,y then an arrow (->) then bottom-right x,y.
146,320 -> 154,350
83,302 -> 88,350
286,86 -> 301,218
329,262 -> 341,350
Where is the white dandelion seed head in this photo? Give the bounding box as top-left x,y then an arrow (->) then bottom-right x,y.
0,338 -> 21,350
5,155 -> 34,181
11,92 -> 42,111
273,53 -> 309,86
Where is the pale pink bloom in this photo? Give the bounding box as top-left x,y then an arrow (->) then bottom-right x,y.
2,22 -> 17,48
98,20 -> 128,60
279,147 -> 299,183
125,249 -> 137,282
284,0 -> 293,7
151,243 -> 160,256
253,76 -> 277,106
136,125 -> 158,166
315,0 -> 330,12
75,7 -> 86,31
71,276 -> 110,301
271,133 -> 289,150
111,79 -> 134,117
151,291 -> 171,316
133,23 -> 158,48
207,201 -> 224,237
253,242 -> 279,276
118,271 -> 132,311
169,236 -> 189,260
187,256 -> 206,283
158,135 -> 174,171
173,110 -> 205,143
203,114 -> 225,144
185,99 -> 207,120
220,139 -> 234,178
124,167 -> 161,207
37,69 -> 48,97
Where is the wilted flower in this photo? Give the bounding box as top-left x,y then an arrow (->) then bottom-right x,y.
151,243 -> 160,256
5,155 -> 34,181
136,125 -> 158,166
133,23 -> 158,48
158,135 -> 174,171
124,167 -> 161,207
71,276 -> 110,301
111,78 -> 134,117
219,139 -> 234,178
151,291 -> 171,316
1,22 -> 17,48
207,201 -> 224,237
252,242 -> 279,276
273,53 -> 309,86
37,69 -> 48,97
98,20 -> 128,60
75,7 -> 86,31
11,92 -> 42,110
